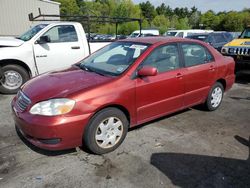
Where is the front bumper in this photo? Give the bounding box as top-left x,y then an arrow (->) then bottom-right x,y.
11,98 -> 92,151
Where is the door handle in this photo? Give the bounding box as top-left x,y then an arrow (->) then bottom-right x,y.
71,46 -> 80,49
176,73 -> 183,79
209,65 -> 215,71
36,55 -> 47,58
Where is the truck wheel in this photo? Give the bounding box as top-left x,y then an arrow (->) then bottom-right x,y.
84,108 -> 128,154
205,82 -> 224,111
0,64 -> 29,94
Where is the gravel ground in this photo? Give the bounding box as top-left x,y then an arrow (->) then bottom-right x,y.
0,75 -> 249,188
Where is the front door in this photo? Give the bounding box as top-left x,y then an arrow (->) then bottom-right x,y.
135,43 -> 185,124
33,25 -> 84,74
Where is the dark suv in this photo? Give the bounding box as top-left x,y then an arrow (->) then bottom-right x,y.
186,32 -> 233,52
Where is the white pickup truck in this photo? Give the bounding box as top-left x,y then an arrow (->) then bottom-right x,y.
0,22 -> 110,94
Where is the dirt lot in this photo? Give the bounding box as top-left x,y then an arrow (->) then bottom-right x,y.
0,75 -> 249,188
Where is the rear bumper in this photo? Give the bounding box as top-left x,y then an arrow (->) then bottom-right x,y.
225,74 -> 235,92
11,100 -> 92,151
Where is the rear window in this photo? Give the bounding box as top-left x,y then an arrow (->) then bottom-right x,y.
187,35 -> 208,42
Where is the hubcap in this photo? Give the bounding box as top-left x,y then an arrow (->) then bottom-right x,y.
2,71 -> 23,90
211,87 -> 222,108
95,117 -> 123,149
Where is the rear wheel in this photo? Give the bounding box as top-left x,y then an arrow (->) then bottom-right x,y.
205,82 -> 224,111
0,64 -> 29,94
84,108 -> 128,154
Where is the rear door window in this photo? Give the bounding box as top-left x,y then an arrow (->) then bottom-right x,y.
181,43 -> 214,67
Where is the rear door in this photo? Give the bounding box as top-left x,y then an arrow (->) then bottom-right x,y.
135,43 -> 185,123
33,25 -> 85,74
180,43 -> 217,107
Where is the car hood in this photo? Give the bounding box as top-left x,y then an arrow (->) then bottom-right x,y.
224,38 -> 250,47
22,66 -> 113,103
0,37 -> 24,47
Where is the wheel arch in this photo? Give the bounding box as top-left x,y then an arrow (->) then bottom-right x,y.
0,59 -> 32,78
90,104 -> 131,127
216,78 -> 226,90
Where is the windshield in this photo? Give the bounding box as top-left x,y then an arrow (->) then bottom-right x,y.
80,42 -> 150,76
240,28 -> 250,39
165,32 -> 177,36
130,33 -> 139,38
18,24 -> 48,41
187,35 -> 208,42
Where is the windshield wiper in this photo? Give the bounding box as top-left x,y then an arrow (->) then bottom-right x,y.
80,64 -> 106,76
80,64 -> 90,71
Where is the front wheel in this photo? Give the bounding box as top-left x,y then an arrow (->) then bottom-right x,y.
84,108 -> 128,154
0,64 -> 29,94
205,82 -> 224,111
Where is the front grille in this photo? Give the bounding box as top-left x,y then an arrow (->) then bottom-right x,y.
229,47 -> 250,56
16,91 -> 31,112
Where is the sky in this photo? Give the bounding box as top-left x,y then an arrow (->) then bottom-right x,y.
133,0 -> 250,13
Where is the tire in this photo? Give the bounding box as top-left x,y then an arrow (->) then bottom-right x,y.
0,64 -> 29,94
84,108 -> 129,154
205,82 -> 224,111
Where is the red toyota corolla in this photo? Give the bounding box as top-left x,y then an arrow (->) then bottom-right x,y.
11,37 -> 235,154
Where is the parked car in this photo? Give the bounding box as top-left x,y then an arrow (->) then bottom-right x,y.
129,29 -> 160,38
164,29 -> 213,38
12,37 -> 235,154
0,22 -> 110,94
222,26 -> 250,73
186,32 -> 233,52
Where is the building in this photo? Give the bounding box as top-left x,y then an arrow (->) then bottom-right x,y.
0,0 -> 60,36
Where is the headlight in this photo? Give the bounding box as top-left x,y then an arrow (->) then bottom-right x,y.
221,47 -> 228,54
30,98 -> 75,116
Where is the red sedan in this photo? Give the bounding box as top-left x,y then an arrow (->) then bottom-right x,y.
11,37 -> 235,154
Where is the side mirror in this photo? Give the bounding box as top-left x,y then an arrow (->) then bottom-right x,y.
137,66 -> 158,77
36,35 -> 51,44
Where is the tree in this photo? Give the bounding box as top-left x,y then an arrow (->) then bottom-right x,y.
152,15 -> 170,34
200,10 -> 220,29
55,0 -> 80,15
55,0 -> 249,34
189,10 -> 201,29
173,7 -> 189,18
156,3 -> 173,17
223,11 -> 245,31
139,1 -> 156,24
176,17 -> 190,29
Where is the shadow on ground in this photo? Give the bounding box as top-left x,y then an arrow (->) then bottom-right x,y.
151,135 -> 250,187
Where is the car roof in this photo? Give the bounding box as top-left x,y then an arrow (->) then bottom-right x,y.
121,37 -> 196,45
188,33 -> 209,36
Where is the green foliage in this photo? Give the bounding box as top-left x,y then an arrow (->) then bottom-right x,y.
139,1 -> 156,24
176,18 -> 191,30
54,0 -> 80,15
55,0 -> 250,34
156,3 -> 173,17
200,10 -> 220,29
223,11 -> 245,31
152,15 -> 170,34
